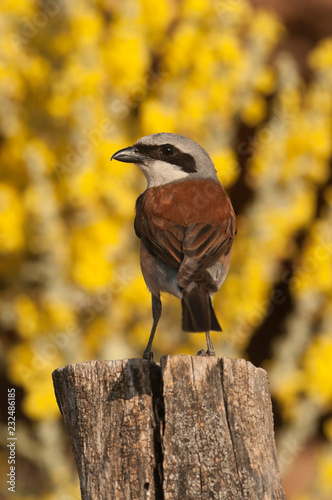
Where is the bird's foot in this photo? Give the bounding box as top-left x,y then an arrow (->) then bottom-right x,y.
207,348 -> 216,356
196,349 -> 216,357
143,350 -> 154,361
197,349 -> 208,356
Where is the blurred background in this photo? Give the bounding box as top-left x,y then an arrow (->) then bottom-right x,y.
0,0 -> 332,498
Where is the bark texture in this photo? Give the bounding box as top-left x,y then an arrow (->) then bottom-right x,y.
52,355 -> 286,500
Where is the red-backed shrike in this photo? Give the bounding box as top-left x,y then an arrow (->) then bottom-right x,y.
112,133 -> 236,360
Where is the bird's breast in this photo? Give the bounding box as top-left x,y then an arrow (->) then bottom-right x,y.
137,178 -> 232,229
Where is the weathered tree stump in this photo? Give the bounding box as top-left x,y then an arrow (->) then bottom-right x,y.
52,355 -> 286,500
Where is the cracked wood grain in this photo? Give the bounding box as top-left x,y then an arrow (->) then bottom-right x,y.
52,356 -> 285,500
53,359 -> 162,500
161,356 -> 285,500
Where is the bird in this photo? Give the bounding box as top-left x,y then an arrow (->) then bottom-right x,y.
111,133 -> 236,360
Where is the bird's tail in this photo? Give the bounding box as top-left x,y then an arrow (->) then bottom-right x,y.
181,285 -> 222,332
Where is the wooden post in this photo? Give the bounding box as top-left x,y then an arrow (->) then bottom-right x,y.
52,356 -> 286,500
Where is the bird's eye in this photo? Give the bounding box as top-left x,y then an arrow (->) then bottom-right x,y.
161,144 -> 174,156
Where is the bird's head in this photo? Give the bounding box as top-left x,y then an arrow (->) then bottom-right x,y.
111,133 -> 218,188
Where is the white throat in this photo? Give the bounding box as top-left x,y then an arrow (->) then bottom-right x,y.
137,160 -> 189,188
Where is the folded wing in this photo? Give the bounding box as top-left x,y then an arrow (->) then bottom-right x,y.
134,180 -> 236,294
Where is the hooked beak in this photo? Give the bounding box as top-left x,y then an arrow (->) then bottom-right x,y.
111,146 -> 146,164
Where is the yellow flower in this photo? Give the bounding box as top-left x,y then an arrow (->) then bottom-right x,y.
71,218 -> 121,289
249,10 -> 283,48
75,169 -> 100,202
47,93 -> 72,119
181,0 -> 212,17
254,68 -> 276,94
121,274 -> 150,308
215,33 -> 242,65
241,96 -> 267,126
317,449 -> 332,493
302,334 -> 332,405
212,0 -> 252,28
103,24 -> 148,93
8,344 -> 36,386
324,186 -> 332,206
310,121 -> 332,159
213,148 -> 240,187
15,295 -> 41,339
69,8 -> 103,46
273,371 -> 304,420
19,54 -> 50,89
323,417 -> 332,442
84,316 -> 110,352
178,89 -> 208,130
22,379 -> 59,420
139,0 -> 173,44
44,300 -> 76,331
8,340 -> 63,381
141,98 -> 177,135
293,220 -> 332,295
164,22 -> 201,75
0,184 -> 24,253
308,37 -> 332,71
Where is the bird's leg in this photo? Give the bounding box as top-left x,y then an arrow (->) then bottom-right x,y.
205,331 -> 216,356
143,293 -> 162,361
196,331 -> 216,356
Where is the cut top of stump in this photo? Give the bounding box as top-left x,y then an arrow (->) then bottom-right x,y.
52,355 -> 286,500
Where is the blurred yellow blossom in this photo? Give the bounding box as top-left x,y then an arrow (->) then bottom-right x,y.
274,371 -> 304,421
181,0 -> 213,18
254,68 -> 276,94
317,450 -> 332,493
164,23 -> 201,75
0,184 -> 24,252
44,300 -> 76,331
1,0 -> 332,498
213,148 -> 240,187
141,98 -> 177,135
22,378 -> 59,420
302,334 -> 332,405
308,37 -> 332,71
139,0 -> 173,44
249,10 -> 284,48
103,25 -> 148,93
15,295 -> 41,339
323,418 -> 332,442
241,96 -> 267,126
71,218 -> 121,289
216,33 -> 243,66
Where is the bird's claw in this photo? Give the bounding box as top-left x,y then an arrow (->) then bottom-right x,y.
207,349 -> 216,357
196,349 -> 208,356
197,349 -> 216,357
143,350 -> 154,362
